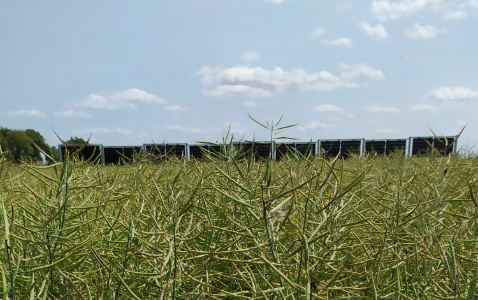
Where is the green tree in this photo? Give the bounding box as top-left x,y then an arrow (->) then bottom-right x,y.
0,127 -> 55,164
6,130 -> 36,162
25,129 -> 59,164
65,137 -> 88,145
0,131 -> 8,153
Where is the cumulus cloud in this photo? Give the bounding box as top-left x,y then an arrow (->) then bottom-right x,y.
405,24 -> 445,39
309,26 -> 326,39
313,104 -> 343,113
408,104 -> 439,111
243,101 -> 258,107
164,125 -> 201,134
371,0 -> 445,21
365,105 -> 400,113
298,121 -> 331,131
339,63 -> 384,80
323,38 -> 353,47
444,10 -> 468,19
73,88 -> 167,110
196,63 -> 384,97
225,122 -> 248,135
428,86 -> 478,100
360,23 -> 389,39
54,109 -> 91,118
375,127 -> 398,134
165,105 -> 187,111
241,51 -> 261,63
7,109 -> 46,118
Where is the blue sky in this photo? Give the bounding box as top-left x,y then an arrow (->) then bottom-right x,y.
1,0 -> 477,150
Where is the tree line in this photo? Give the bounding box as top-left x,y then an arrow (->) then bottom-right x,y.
0,127 -> 87,164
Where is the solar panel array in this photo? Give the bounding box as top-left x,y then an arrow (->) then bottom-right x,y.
409,136 -> 456,156
275,142 -> 316,160
103,146 -> 143,165
59,136 -> 458,164
319,139 -> 364,159
60,145 -> 102,163
364,139 -> 407,155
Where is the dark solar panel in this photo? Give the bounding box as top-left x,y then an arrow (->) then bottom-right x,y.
232,142 -> 272,160
411,138 -> 434,155
341,140 -> 362,159
189,145 -> 206,160
386,139 -> 406,155
319,141 -> 341,158
434,137 -> 455,155
103,147 -> 123,164
254,143 -> 272,159
295,142 -> 316,157
123,147 -> 143,161
166,144 -> 187,159
60,145 -> 101,162
275,143 -> 293,160
144,144 -> 166,162
365,140 -> 386,155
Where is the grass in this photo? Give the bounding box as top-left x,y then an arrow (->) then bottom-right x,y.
1,141 -> 478,299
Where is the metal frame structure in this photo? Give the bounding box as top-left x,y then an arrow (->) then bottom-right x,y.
143,143 -> 188,161
364,139 -> 408,156
408,136 -> 457,156
188,144 -> 228,160
59,144 -> 103,163
231,141 -> 273,160
318,139 -> 365,159
275,141 -> 317,160
58,135 -> 459,164
102,146 -> 143,165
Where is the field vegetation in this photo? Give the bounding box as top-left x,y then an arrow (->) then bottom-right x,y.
1,129 -> 477,299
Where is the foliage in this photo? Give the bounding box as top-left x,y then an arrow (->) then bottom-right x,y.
64,136 -> 88,145
0,141 -> 477,299
0,127 -> 56,164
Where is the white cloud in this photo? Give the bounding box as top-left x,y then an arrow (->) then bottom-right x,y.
265,0 -> 285,3
339,63 -> 385,80
204,84 -> 274,97
428,86 -> 478,100
408,104 -> 439,111
196,63 -> 383,97
375,127 -> 398,134
309,26 -> 326,39
241,51 -> 261,63
165,105 -> 186,111
360,23 -> 389,39
243,101 -> 258,107
371,0 -> 445,21
313,104 -> 343,113
444,10 -> 468,19
366,105 -> 400,113
164,125 -> 201,134
54,109 -> 91,118
405,24 -> 445,39
73,88 -> 167,110
7,109 -> 46,118
323,38 -> 353,47
225,122 -> 248,135
298,121 -> 330,131
116,128 -> 134,135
